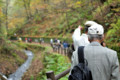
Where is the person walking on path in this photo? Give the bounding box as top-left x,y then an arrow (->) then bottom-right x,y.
25,38 -> 28,43
70,23 -> 120,80
50,38 -> 53,44
63,41 -> 68,55
50,38 -> 54,49
72,21 -> 98,51
57,39 -> 61,53
18,37 -> 22,42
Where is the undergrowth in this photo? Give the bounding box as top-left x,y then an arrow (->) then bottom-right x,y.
35,53 -> 70,80
13,42 -> 45,52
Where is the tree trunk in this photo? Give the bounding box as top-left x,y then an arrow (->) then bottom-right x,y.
28,0 -> 32,18
23,0 -> 30,19
64,0 -> 69,28
5,0 -> 9,31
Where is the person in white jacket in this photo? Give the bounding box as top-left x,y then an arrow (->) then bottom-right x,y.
72,21 -> 98,51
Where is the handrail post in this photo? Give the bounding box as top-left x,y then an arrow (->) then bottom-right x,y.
55,69 -> 70,80
46,71 -> 55,80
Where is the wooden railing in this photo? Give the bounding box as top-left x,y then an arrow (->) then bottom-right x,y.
46,43 -> 73,80
46,68 -> 70,80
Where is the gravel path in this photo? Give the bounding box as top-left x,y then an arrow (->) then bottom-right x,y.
7,50 -> 34,80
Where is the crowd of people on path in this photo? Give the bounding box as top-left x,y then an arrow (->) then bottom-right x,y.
69,21 -> 120,80
17,37 -> 45,44
50,38 -> 71,55
18,36 -> 71,55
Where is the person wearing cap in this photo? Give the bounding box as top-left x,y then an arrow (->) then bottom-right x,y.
70,24 -> 120,80
72,21 -> 98,51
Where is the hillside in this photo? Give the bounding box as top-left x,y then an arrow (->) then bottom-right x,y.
0,41 -> 27,77
7,0 -> 120,39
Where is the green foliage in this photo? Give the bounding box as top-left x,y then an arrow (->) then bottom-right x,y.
12,52 -> 25,66
0,0 -> 3,6
36,53 -> 70,80
72,1 -> 82,8
8,27 -> 19,38
69,18 -> 78,25
0,26 -> 7,39
0,40 -> 26,67
106,12 -> 113,18
23,26 -> 40,36
58,23 -> 65,29
34,14 -> 42,22
106,18 -> 120,43
14,42 -> 28,49
107,0 -> 119,4
14,42 -> 45,52
108,46 -> 120,62
30,75 -> 34,80
26,43 -> 45,52
0,39 -> 16,55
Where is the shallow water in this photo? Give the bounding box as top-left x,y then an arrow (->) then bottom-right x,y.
7,50 -> 34,80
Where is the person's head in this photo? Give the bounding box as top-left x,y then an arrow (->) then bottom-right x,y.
88,24 -> 104,43
84,21 -> 98,34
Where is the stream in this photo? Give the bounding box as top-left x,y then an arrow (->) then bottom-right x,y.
7,50 -> 34,80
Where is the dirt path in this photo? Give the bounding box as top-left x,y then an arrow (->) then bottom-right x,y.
31,42 -> 53,52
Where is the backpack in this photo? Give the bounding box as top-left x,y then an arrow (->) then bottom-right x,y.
68,46 -> 93,80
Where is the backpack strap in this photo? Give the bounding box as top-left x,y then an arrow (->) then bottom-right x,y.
78,46 -> 85,64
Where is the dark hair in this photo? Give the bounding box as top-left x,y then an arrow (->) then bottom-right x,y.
101,41 -> 104,46
85,25 -> 90,32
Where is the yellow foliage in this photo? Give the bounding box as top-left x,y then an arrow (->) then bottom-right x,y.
0,8 -> 1,12
30,0 -> 49,12
31,0 -> 41,8
76,1 -> 81,5
111,8 -> 120,12
8,18 -> 24,28
54,0 -> 63,4
72,1 -> 82,8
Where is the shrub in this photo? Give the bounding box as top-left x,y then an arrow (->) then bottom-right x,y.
106,18 -> 120,43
